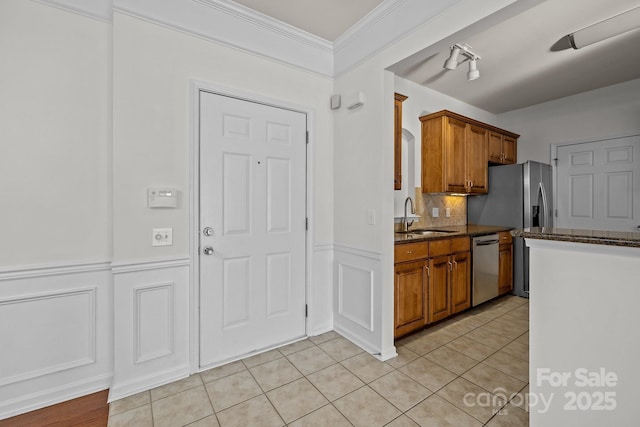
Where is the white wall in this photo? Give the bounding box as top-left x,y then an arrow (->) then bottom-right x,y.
0,0 -> 111,267
498,79 -> 640,163
0,1 -> 112,419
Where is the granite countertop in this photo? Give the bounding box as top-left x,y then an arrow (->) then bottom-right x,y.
395,224 -> 511,244
512,227 -> 640,248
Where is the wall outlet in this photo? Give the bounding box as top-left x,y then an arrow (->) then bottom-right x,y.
432,207 -> 439,218
445,207 -> 451,218
152,228 -> 173,246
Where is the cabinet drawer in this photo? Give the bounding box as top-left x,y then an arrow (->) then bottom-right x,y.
499,231 -> 513,244
429,239 -> 451,257
451,237 -> 470,253
395,242 -> 429,262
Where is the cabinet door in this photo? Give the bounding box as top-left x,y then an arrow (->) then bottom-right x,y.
394,94 -> 408,190
428,256 -> 451,323
451,251 -> 471,314
394,260 -> 427,337
498,243 -> 513,295
502,135 -> 517,164
488,131 -> 504,163
466,124 -> 488,193
444,117 -> 468,193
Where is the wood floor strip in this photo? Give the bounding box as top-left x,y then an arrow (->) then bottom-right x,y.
0,390 -> 109,427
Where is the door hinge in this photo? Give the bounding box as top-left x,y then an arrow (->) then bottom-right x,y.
305,217 -> 309,230
306,131 -> 309,144
305,304 -> 308,318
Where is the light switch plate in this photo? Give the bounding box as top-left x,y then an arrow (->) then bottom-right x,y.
446,207 -> 451,218
432,207 -> 439,218
152,228 -> 173,246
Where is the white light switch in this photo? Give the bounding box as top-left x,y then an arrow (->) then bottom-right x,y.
432,207 -> 439,218
446,207 -> 451,218
152,228 -> 173,246
367,208 -> 376,225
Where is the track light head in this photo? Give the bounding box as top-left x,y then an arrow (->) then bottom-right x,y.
467,58 -> 479,81
443,45 -> 461,70
443,43 -> 481,81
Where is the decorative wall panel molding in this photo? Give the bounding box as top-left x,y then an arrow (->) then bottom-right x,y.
332,244 -> 382,355
134,283 -> 175,364
0,263 -> 111,420
0,288 -> 96,386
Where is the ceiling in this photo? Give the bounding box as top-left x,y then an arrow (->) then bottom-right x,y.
230,0 -> 640,114
232,0 -> 384,42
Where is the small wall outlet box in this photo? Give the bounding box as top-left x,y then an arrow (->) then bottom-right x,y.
432,207 -> 439,218
446,207 -> 451,217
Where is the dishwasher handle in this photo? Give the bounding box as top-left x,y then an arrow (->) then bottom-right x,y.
475,239 -> 499,246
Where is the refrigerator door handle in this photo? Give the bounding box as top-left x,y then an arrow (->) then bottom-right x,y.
539,181 -> 550,228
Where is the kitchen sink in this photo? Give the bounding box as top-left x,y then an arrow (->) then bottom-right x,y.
397,229 -> 457,235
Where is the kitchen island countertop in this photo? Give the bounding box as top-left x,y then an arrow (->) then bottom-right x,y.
512,227 -> 640,248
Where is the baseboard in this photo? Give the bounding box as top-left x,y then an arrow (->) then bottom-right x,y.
0,373 -> 112,421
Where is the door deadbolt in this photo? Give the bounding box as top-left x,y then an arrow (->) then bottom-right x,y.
203,227 -> 214,236
202,246 -> 214,255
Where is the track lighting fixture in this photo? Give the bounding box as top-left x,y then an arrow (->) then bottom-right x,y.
567,6 -> 640,49
443,45 -> 461,70
467,57 -> 479,80
443,43 -> 481,80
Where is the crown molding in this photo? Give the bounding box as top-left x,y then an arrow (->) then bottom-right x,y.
34,0 -> 470,77
194,0 -> 333,52
32,0 -> 112,22
113,0 -> 334,77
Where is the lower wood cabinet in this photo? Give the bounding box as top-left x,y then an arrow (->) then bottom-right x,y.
498,231 -> 514,295
394,260 -> 428,338
450,251 -> 471,314
395,236 -> 471,338
428,255 -> 450,323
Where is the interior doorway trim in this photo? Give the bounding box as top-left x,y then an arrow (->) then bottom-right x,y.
188,80 -> 316,372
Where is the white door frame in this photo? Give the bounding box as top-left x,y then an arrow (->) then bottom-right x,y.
550,131 -> 640,228
188,80 -> 315,372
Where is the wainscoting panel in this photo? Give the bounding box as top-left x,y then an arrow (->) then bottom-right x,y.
0,262 -> 112,421
333,244 -> 382,356
110,258 -> 190,402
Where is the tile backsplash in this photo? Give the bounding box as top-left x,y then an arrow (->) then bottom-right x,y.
395,189 -> 467,231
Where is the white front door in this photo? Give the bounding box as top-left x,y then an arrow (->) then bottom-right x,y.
556,135 -> 640,232
199,92 -> 307,367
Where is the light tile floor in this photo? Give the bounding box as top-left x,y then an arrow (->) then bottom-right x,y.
108,295 -> 529,427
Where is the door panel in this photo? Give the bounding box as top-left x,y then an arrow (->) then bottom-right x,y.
444,118 -> 467,192
557,136 -> 640,232
466,125 -> 488,193
428,256 -> 451,323
199,92 -> 307,367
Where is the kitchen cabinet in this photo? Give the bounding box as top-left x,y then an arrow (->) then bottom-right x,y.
427,236 -> 471,323
394,241 -> 428,338
488,131 -> 518,164
498,231 -> 514,295
420,110 -> 519,193
421,111 -> 488,194
394,93 -> 408,190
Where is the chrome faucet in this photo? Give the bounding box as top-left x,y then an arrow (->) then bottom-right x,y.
403,196 -> 415,232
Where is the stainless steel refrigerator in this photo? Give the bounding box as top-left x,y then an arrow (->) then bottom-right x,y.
467,161 -> 553,297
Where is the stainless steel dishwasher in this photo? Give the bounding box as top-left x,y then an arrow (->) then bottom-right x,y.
472,234 -> 500,306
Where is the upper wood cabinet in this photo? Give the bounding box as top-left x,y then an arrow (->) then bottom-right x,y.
421,112 -> 488,194
420,110 -> 519,193
394,93 -> 408,190
489,131 -> 518,164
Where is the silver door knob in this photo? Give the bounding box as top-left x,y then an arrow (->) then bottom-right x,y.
202,246 -> 214,255
203,227 -> 214,236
